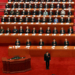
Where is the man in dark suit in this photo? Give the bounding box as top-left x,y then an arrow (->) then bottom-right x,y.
32,27 -> 36,34
25,16 -> 29,22
48,16 -> 53,23
60,27 -> 65,34
27,10 -> 31,15
60,16 -> 65,23
62,4 -> 66,9
26,39 -> 31,46
6,27 -> 11,33
0,26 -> 4,33
23,3 -> 27,8
42,17 -> 47,22
39,3 -> 43,8
18,3 -> 21,8
14,0 -> 18,2
50,3 -> 54,8
52,39 -> 57,46
5,3 -> 10,8
35,0 -> 38,2
12,2 -> 16,8
57,3 -> 60,9
25,26 -> 30,33
28,3 -> 32,8
46,27 -> 51,34
68,10 -> 72,15
10,9 -> 15,15
66,16 -> 71,23
7,16 -> 12,22
19,26 -> 24,33
16,10 -> 20,15
57,0 -> 60,2
39,27 -> 43,34
31,16 -> 35,22
53,27 -> 58,34
19,17 -> 23,22
1,16 -> 6,22
8,0 -> 12,2
39,39 -> 44,46
44,3 -> 49,8
49,10 -> 53,15
52,0 -> 55,2
22,9 -> 26,15
13,26 -> 18,33
20,0 -> 24,2
62,0 -> 66,2
37,17 -> 41,22
33,10 -> 37,15
34,4 -> 38,8
13,16 -> 18,22
25,0 -> 29,2
55,9 -> 60,15
64,38 -> 69,46
15,38 -> 20,46
68,26 -> 73,34
4,9 -> 8,15
44,52 -> 51,69
38,9 -> 43,15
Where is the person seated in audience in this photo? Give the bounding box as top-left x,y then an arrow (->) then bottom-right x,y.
54,17 -> 58,23
22,9 -> 26,15
8,0 -> 12,2
49,10 -> 53,15
10,9 -> 15,15
46,0 -> 50,2
57,3 -> 60,9
7,16 -> 12,22
12,2 -> 16,8
28,3 -> 32,8
15,38 -> 20,46
6,27 -> 11,33
39,39 -> 44,46
37,17 -> 41,22
42,16 -> 47,22
52,39 -> 57,46
68,26 -> 73,34
53,27 -> 58,34
68,4 -> 72,9
20,0 -> 24,2
39,27 -> 43,34
60,27 -> 65,34
44,3 -> 49,8
23,3 -> 27,8
43,10 -> 48,15
26,39 -> 31,46
25,26 -> 30,33
60,16 -> 65,23
68,0 -> 72,2
13,26 -> 18,33
39,2 -> 43,8
64,38 -> 69,46
25,16 -> 29,22
18,3 -> 21,8
25,0 -> 29,2
62,0 -> 66,2
55,9 -> 60,15
27,10 -> 31,15
52,0 -> 55,2
35,0 -> 38,2
34,3 -> 38,8
31,16 -> 35,22
62,4 -> 66,9
32,27 -> 36,34
57,0 -> 61,2
4,9 -> 8,15
16,10 -> 20,15
1,16 -> 6,22
19,26 -> 24,33
0,26 -> 4,33
48,16 -> 53,23
61,8 -> 66,15
14,0 -> 18,2
5,3 -> 10,8
66,16 -> 71,23
33,10 -> 37,15
46,27 -> 51,34
50,3 -> 54,8
68,10 -> 72,15
19,17 -> 23,22
13,16 -> 18,22
38,9 -> 43,15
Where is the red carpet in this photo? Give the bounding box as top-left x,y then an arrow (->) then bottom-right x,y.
0,46 -> 75,75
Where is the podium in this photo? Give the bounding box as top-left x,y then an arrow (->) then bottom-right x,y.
2,55 -> 31,73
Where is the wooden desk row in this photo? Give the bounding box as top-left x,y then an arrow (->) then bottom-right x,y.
8,46 -> 75,57
0,33 -> 75,45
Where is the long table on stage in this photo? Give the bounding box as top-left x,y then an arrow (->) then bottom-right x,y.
0,33 -> 75,45
8,46 -> 75,57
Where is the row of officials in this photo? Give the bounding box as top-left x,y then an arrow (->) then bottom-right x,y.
0,26 -> 73,34
6,3 -> 72,8
1,16 -> 71,23
8,0 -> 72,2
4,9 -> 72,15
15,38 -> 69,46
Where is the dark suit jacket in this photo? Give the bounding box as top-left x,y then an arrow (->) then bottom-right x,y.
62,0 -> 66,2
39,5 -> 43,8
42,19 -> 47,22
66,19 -> 71,23
49,12 -> 53,15
13,18 -> 18,22
8,0 -> 12,2
4,11 -> 8,15
44,53 -> 51,62
39,42 -> 44,46
1,18 -> 6,22
10,11 -> 15,15
62,5 -> 66,9
23,4 -> 27,8
50,5 -> 54,8
26,42 -> 31,46
52,42 -> 57,46
32,30 -> 36,33
6,30 -> 11,33
33,11 -> 37,15
25,18 -> 29,22
12,5 -> 16,8
25,29 -> 30,33
68,12 -> 72,15
18,5 -> 21,8
19,29 -> 24,33
39,30 -> 43,34
38,11 -> 43,15
55,11 -> 60,15
64,41 -> 69,46
13,29 -> 18,33
44,5 -> 49,8
7,18 -> 12,22
14,0 -> 18,2
22,11 -> 26,15
19,19 -> 23,22
34,5 -> 38,8
31,18 -> 35,22
48,18 -> 53,22
16,12 -> 20,15
28,5 -> 32,8
68,29 -> 73,33
60,30 -> 65,34
5,5 -> 10,8
46,29 -> 51,34
60,19 -> 65,23
53,30 -> 58,34
27,12 -> 31,15
15,41 -> 20,46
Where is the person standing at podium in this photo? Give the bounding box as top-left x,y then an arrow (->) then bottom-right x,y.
46,27 -> 51,34
15,38 -> 20,46
32,27 -> 36,34
19,26 -> 24,33
25,26 -> 30,33
52,39 -> 57,46
68,26 -> 73,34
60,27 -> 65,34
44,52 -> 51,69
64,38 -> 69,46
26,39 -> 31,46
13,26 -> 18,33
39,27 -> 43,34
0,26 -> 4,33
39,39 -> 44,46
